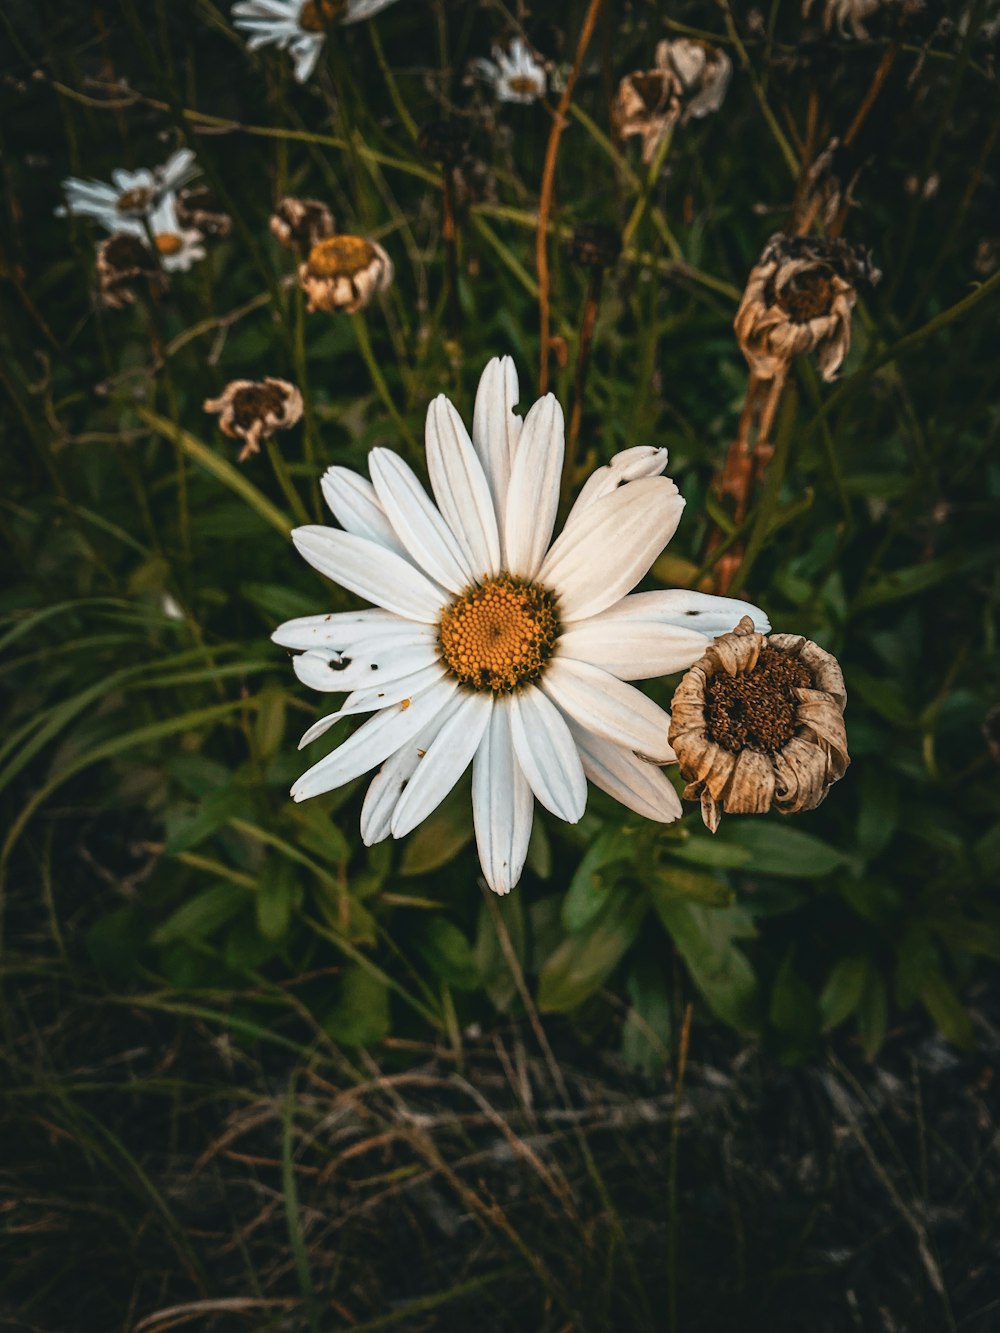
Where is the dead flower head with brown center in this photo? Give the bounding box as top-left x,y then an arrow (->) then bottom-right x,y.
298,234 -> 393,314
270,196 -> 335,255
669,615 -> 849,832
203,377 -> 304,462
612,66 -> 682,163
734,233 -> 879,382
96,234 -> 166,309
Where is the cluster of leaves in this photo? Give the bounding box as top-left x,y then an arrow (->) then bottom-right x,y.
1,0 -> 999,1084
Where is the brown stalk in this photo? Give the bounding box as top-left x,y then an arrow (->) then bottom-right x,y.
536,0 -> 606,393
563,265 -> 604,511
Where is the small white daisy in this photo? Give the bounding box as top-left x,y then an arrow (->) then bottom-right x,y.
474,37 -> 547,105
231,0 -> 401,84
273,357 -> 768,896
57,148 -> 200,231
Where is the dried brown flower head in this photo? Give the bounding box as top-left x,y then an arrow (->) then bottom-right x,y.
298,234 -> 393,313
669,615 -> 849,832
612,66 -> 682,163
656,38 -> 732,121
96,233 -> 165,309
802,0 -> 885,40
568,223 -> 622,271
175,186 -> 231,239
203,378 -> 304,462
270,197 -> 336,255
734,233 -> 879,382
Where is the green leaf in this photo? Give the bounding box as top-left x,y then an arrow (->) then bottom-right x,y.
919,971 -> 975,1052
412,918 -> 479,990
819,955 -> 870,1031
653,900 -> 761,1034
561,828 -> 634,932
254,685 -> 287,759
857,970 -> 888,1060
537,889 -> 646,1013
769,950 -> 820,1044
399,786 -> 474,875
152,883 -> 245,946
669,836 -> 752,870
323,965 -> 391,1046
722,821 -> 849,878
255,862 -> 300,942
621,957 -> 672,1074
855,768 -> 899,862
165,789 -> 248,856
475,893 -> 525,1014
932,916 -> 1000,961
651,865 -> 733,908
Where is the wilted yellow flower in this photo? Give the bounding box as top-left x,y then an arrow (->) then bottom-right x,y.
734,233 -> 878,383
669,615 -> 849,832
204,377 -> 303,461
270,196 -> 335,255
298,234 -> 393,313
614,37 -> 730,163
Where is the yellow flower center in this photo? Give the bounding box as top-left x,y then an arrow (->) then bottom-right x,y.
305,235 -> 376,278
438,575 -> 560,694
155,233 -> 184,256
508,74 -> 541,97
299,0 -> 346,32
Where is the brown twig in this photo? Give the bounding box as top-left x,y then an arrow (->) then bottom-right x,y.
536,0 -> 606,393
563,265 -> 603,511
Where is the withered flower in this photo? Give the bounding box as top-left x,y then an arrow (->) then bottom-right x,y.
270,196 -> 335,255
203,377 -> 303,462
175,186 -> 232,239
734,233 -> 879,383
613,65 -> 682,164
567,223 -> 621,271
298,234 -> 393,313
656,38 -> 732,121
669,616 -> 849,832
96,233 -> 166,309
802,0 -> 885,40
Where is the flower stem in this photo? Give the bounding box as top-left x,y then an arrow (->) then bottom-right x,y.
350,312 -> 417,454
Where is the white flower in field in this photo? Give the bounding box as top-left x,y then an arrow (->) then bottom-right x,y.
57,149 -> 200,230
140,197 -> 208,272
231,0 -> 401,84
474,37 -> 547,104
273,357 -> 768,895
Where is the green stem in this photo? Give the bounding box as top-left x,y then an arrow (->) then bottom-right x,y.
293,283 -> 322,519
368,21 -> 418,141
728,384 -> 799,596
350,312 -> 417,454
621,126 -> 673,251
266,441 -> 311,526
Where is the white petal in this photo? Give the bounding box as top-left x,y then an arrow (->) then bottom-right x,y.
473,699 -> 534,896
471,357 -> 521,535
570,725 -> 682,823
605,589 -> 771,636
291,679 -> 457,800
390,692 -> 492,838
564,446 -> 669,532
509,685 -> 586,823
290,635 -> 439,693
337,661 -> 447,719
321,467 -> 408,556
557,616 -> 710,680
369,449 -> 474,593
292,526 -> 446,623
360,693 -> 465,845
273,608 -> 427,651
541,657 -> 674,762
540,478 -> 685,623
292,35 -> 324,82
503,394 -> 564,578
343,0 -> 403,23
425,396 -> 501,577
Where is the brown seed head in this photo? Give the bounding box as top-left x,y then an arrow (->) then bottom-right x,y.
203,377 -> 304,461
298,234 -> 393,313
96,233 -> 165,309
175,186 -> 231,239
270,196 -> 335,255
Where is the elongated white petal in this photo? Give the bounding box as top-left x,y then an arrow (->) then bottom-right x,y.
471,357 -> 521,534
369,448 -> 474,593
292,526 -> 446,622
503,394 -> 564,578
292,35 -> 324,83
344,0 -> 404,25
557,617 -> 710,680
391,692 -> 492,838
291,679 -> 457,800
321,467 -> 408,556
425,395 -> 501,577
337,661 -> 447,719
564,446 -> 669,532
540,478 -> 684,623
473,699 -> 534,895
509,685 -> 586,822
291,636 -> 439,693
273,609 -> 426,652
542,657 -> 674,761
601,589 -> 771,636
360,693 -> 465,845
570,724 -> 682,823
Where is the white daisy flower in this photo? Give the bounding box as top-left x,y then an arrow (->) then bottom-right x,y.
231,0 -> 401,84
57,149 -> 200,231
474,37 -> 547,105
273,358 -> 768,896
